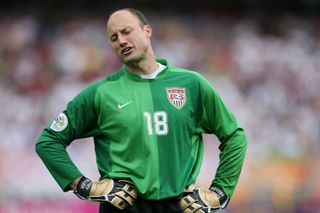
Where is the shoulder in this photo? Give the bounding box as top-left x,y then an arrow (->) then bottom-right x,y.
158,58 -> 204,81
168,66 -> 217,96
85,69 -> 125,91
105,68 -> 125,81
168,66 -> 207,82
71,69 -> 122,100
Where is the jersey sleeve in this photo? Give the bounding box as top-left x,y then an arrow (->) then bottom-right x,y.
197,74 -> 247,198
35,83 -> 101,192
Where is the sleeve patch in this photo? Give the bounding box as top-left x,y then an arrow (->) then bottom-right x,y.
50,113 -> 68,132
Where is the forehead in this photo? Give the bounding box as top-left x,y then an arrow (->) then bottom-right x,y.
107,11 -> 140,34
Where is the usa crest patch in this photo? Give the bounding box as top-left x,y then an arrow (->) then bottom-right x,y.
166,88 -> 186,109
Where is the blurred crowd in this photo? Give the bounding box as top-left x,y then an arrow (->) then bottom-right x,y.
0,11 -> 320,212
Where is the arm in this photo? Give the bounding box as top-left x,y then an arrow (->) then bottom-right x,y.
35,82 -> 139,209
35,128 -> 84,191
198,74 -> 247,199
36,132 -> 138,209
35,84 -> 100,191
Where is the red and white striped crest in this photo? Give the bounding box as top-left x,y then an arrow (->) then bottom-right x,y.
166,88 -> 186,109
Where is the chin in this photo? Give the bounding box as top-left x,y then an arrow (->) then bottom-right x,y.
122,55 -> 141,65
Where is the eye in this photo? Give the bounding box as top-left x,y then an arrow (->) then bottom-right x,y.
110,34 -> 117,42
123,29 -> 131,35
122,27 -> 132,35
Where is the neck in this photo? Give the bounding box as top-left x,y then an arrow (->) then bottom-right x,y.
125,52 -> 158,75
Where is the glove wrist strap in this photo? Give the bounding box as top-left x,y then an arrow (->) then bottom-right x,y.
74,176 -> 92,200
209,184 -> 229,209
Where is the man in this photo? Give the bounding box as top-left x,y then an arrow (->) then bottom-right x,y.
36,8 -> 247,213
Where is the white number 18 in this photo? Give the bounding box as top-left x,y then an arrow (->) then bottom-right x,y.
144,111 -> 168,135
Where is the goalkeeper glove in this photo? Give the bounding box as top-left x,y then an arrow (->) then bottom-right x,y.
74,176 -> 138,210
179,184 -> 229,213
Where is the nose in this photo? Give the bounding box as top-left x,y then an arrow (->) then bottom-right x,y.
118,34 -> 127,47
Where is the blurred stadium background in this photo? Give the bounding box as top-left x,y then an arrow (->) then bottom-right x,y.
1,0 -> 320,212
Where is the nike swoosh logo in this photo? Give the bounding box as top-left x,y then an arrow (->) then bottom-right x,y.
118,101 -> 132,109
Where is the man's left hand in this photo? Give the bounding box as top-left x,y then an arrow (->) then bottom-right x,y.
179,185 -> 228,213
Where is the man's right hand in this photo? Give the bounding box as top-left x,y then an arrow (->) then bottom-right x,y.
73,176 -> 138,210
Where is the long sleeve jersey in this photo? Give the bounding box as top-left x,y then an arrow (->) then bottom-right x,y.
36,59 -> 247,200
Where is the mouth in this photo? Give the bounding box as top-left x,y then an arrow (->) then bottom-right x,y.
121,47 -> 134,56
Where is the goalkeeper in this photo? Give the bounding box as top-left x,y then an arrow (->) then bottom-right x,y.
35,8 -> 247,213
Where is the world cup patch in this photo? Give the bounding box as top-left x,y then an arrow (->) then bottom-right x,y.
166,87 -> 186,109
50,112 -> 68,132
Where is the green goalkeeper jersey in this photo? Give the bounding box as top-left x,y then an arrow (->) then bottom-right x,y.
36,59 -> 247,200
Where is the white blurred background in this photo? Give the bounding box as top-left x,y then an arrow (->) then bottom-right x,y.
0,0 -> 320,212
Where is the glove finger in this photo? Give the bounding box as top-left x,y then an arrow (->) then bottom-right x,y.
194,209 -> 206,213
88,179 -> 138,210
121,183 -> 138,199
108,194 -> 128,210
115,190 -> 136,206
112,180 -> 137,205
179,195 -> 197,210
183,202 -> 203,213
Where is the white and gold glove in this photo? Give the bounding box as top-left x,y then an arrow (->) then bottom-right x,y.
74,177 -> 137,210
179,184 -> 229,213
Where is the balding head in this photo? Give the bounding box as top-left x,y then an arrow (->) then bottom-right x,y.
107,8 -> 148,29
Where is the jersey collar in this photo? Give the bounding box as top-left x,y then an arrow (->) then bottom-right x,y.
122,58 -> 169,81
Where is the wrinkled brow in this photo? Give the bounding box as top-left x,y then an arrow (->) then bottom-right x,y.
109,26 -> 133,40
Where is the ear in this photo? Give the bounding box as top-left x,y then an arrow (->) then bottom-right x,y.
144,25 -> 152,38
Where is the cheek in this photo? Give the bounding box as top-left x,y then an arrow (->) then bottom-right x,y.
130,32 -> 145,45
112,43 -> 120,52
135,36 -> 149,49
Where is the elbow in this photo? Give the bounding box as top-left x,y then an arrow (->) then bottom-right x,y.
35,140 -> 44,157
240,129 -> 248,154
238,128 -> 247,147
242,129 -> 248,145
35,136 -> 51,158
